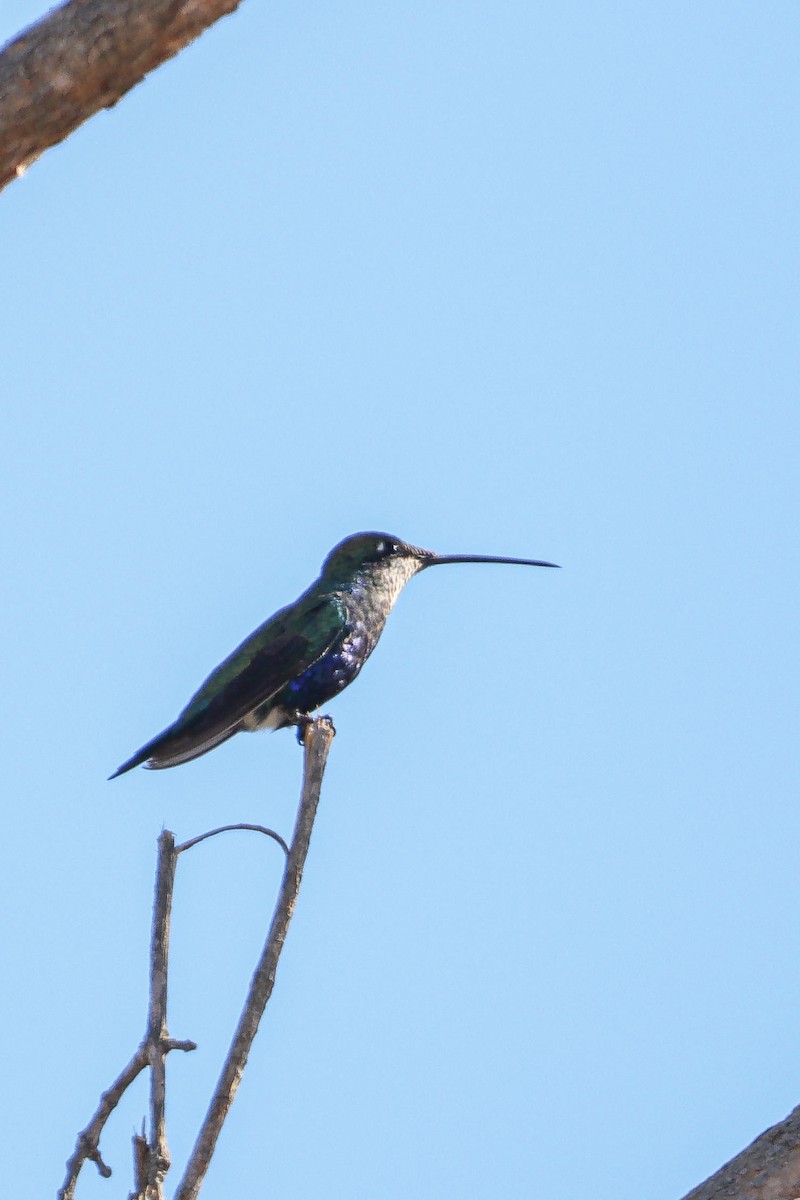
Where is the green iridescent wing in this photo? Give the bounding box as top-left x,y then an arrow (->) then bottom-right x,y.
110,593 -> 344,776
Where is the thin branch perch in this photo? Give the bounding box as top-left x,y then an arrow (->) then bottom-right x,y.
0,0 -> 246,192
177,823 -> 290,858
58,717 -> 334,1198
143,829 -> 178,1199
58,826 -> 195,1200
173,716 -> 336,1200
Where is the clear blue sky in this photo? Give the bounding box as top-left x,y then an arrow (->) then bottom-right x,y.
2,3 -> 798,1198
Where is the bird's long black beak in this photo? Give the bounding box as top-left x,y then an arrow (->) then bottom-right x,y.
421,553 -> 560,569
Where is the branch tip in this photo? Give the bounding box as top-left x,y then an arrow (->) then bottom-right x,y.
87,1143 -> 112,1179
163,1037 -> 197,1053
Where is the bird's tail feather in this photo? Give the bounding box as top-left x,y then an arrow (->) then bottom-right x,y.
109,723 -> 239,779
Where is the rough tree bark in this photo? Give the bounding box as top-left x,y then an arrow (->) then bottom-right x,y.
0,0 -> 245,191
679,1104 -> 800,1200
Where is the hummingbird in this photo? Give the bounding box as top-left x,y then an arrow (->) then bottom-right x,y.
110,532 -> 558,778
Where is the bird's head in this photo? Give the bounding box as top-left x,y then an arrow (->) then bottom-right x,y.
320,531 -> 559,587
321,532 -> 430,584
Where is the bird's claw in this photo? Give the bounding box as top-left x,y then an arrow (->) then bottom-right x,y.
294,712 -> 335,745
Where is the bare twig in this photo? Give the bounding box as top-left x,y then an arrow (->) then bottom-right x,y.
59,1045 -> 147,1199
0,0 -> 246,192
143,829 -> 179,1200
58,831 -> 196,1200
177,823 -> 290,858
60,718 -> 333,1198
680,1103 -> 800,1200
173,716 -> 336,1200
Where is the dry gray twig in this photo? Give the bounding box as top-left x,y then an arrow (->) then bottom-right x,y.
173,716 -> 336,1200
59,1046 -> 145,1199
58,718 -> 334,1198
142,829 -> 178,1199
58,829 -> 196,1200
177,823 -> 290,858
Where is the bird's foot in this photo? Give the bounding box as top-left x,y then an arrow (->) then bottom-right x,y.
294,713 -> 312,745
294,712 -> 335,746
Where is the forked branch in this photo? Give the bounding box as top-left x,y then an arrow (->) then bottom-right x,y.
58,829 -> 196,1200
173,716 -> 335,1199
58,717 -> 334,1199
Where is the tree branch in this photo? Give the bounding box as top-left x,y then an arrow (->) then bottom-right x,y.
143,829 -> 178,1200
680,1103 -> 800,1200
177,823 -> 290,858
173,716 -> 336,1200
58,830 -> 196,1200
58,719 -> 333,1198
59,1046 -> 147,1200
0,0 -> 245,192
